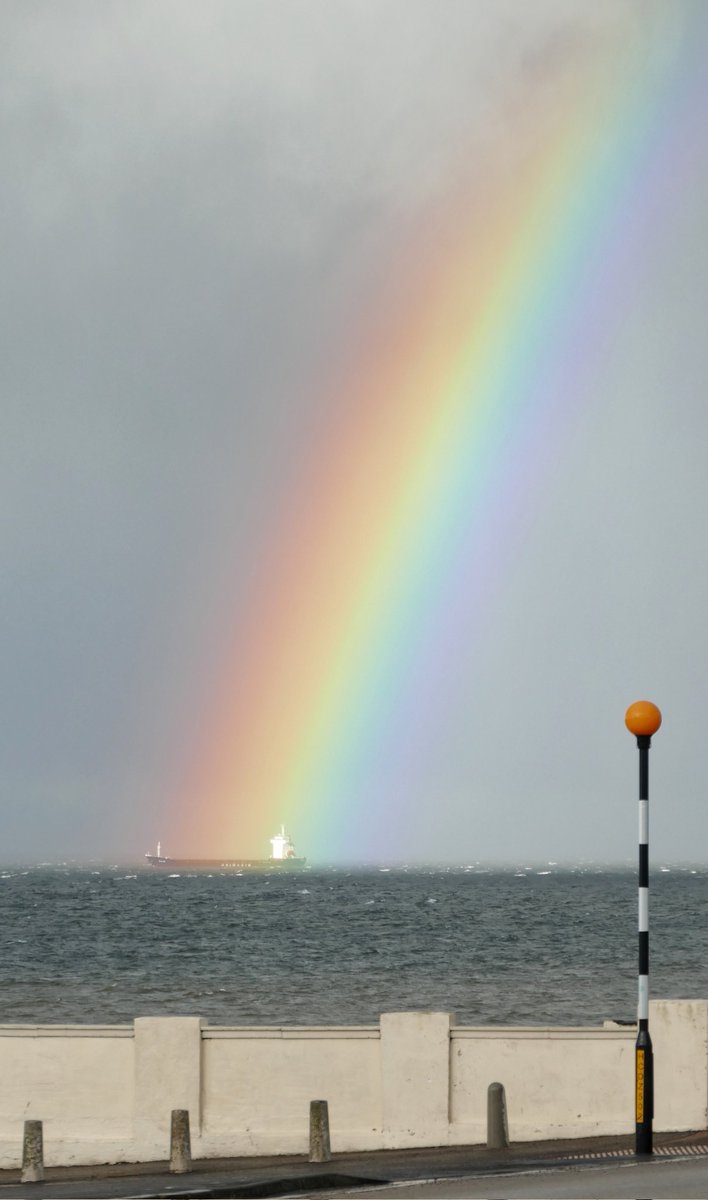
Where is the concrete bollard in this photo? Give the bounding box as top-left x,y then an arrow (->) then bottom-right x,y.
309,1099 -> 332,1163
21,1120 -> 44,1183
487,1082 -> 509,1149
169,1109 -> 191,1174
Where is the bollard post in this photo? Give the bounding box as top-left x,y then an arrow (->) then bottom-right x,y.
487,1082 -> 509,1149
169,1108 -> 191,1174
309,1099 -> 332,1163
21,1120 -> 44,1183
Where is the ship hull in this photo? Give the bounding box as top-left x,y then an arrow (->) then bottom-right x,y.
144,856 -> 307,871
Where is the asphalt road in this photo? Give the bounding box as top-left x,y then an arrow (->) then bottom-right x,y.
304,1154 -> 708,1199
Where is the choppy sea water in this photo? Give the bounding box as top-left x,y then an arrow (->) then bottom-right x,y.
1,865 -> 707,1027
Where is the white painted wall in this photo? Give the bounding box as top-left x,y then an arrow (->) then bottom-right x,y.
450,1026 -> 635,1143
651,1000 -> 708,1131
0,1001 -> 703,1168
0,1026 -> 135,1166
202,1026 -> 382,1156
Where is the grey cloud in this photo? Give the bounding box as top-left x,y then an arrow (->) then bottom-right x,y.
0,0 -> 704,861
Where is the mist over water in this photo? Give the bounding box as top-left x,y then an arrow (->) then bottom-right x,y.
1,867 -> 706,1026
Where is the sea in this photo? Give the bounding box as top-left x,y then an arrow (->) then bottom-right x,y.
1,863 -> 707,1028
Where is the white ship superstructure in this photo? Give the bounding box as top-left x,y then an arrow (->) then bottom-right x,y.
270,826 -> 297,860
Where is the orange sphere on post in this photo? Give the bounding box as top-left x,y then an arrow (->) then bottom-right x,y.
625,701 -> 662,738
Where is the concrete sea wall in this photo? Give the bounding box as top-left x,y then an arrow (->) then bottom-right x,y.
0,999 -> 705,1168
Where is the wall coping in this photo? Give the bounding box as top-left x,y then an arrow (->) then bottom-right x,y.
0,1021 -> 637,1041
0,1025 -> 134,1038
451,1026 -> 635,1041
203,1026 -> 380,1040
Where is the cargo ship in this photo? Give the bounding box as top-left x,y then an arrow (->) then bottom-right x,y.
144,826 -> 306,871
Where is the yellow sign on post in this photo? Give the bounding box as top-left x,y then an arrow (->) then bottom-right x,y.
636,1048 -> 645,1123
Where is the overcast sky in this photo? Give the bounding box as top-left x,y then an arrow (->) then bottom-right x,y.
2,1 -> 707,864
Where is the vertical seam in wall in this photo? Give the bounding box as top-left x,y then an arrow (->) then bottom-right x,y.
378,1017 -> 386,1142
199,1026 -> 205,1135
447,1025 -> 453,1125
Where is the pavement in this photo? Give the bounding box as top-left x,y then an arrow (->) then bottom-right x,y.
311,1156 -> 708,1198
1,1129 -> 708,1200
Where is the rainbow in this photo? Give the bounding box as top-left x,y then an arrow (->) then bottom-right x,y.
173,7 -> 698,862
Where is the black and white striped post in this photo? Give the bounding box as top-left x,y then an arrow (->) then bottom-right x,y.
625,700 -> 662,1157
